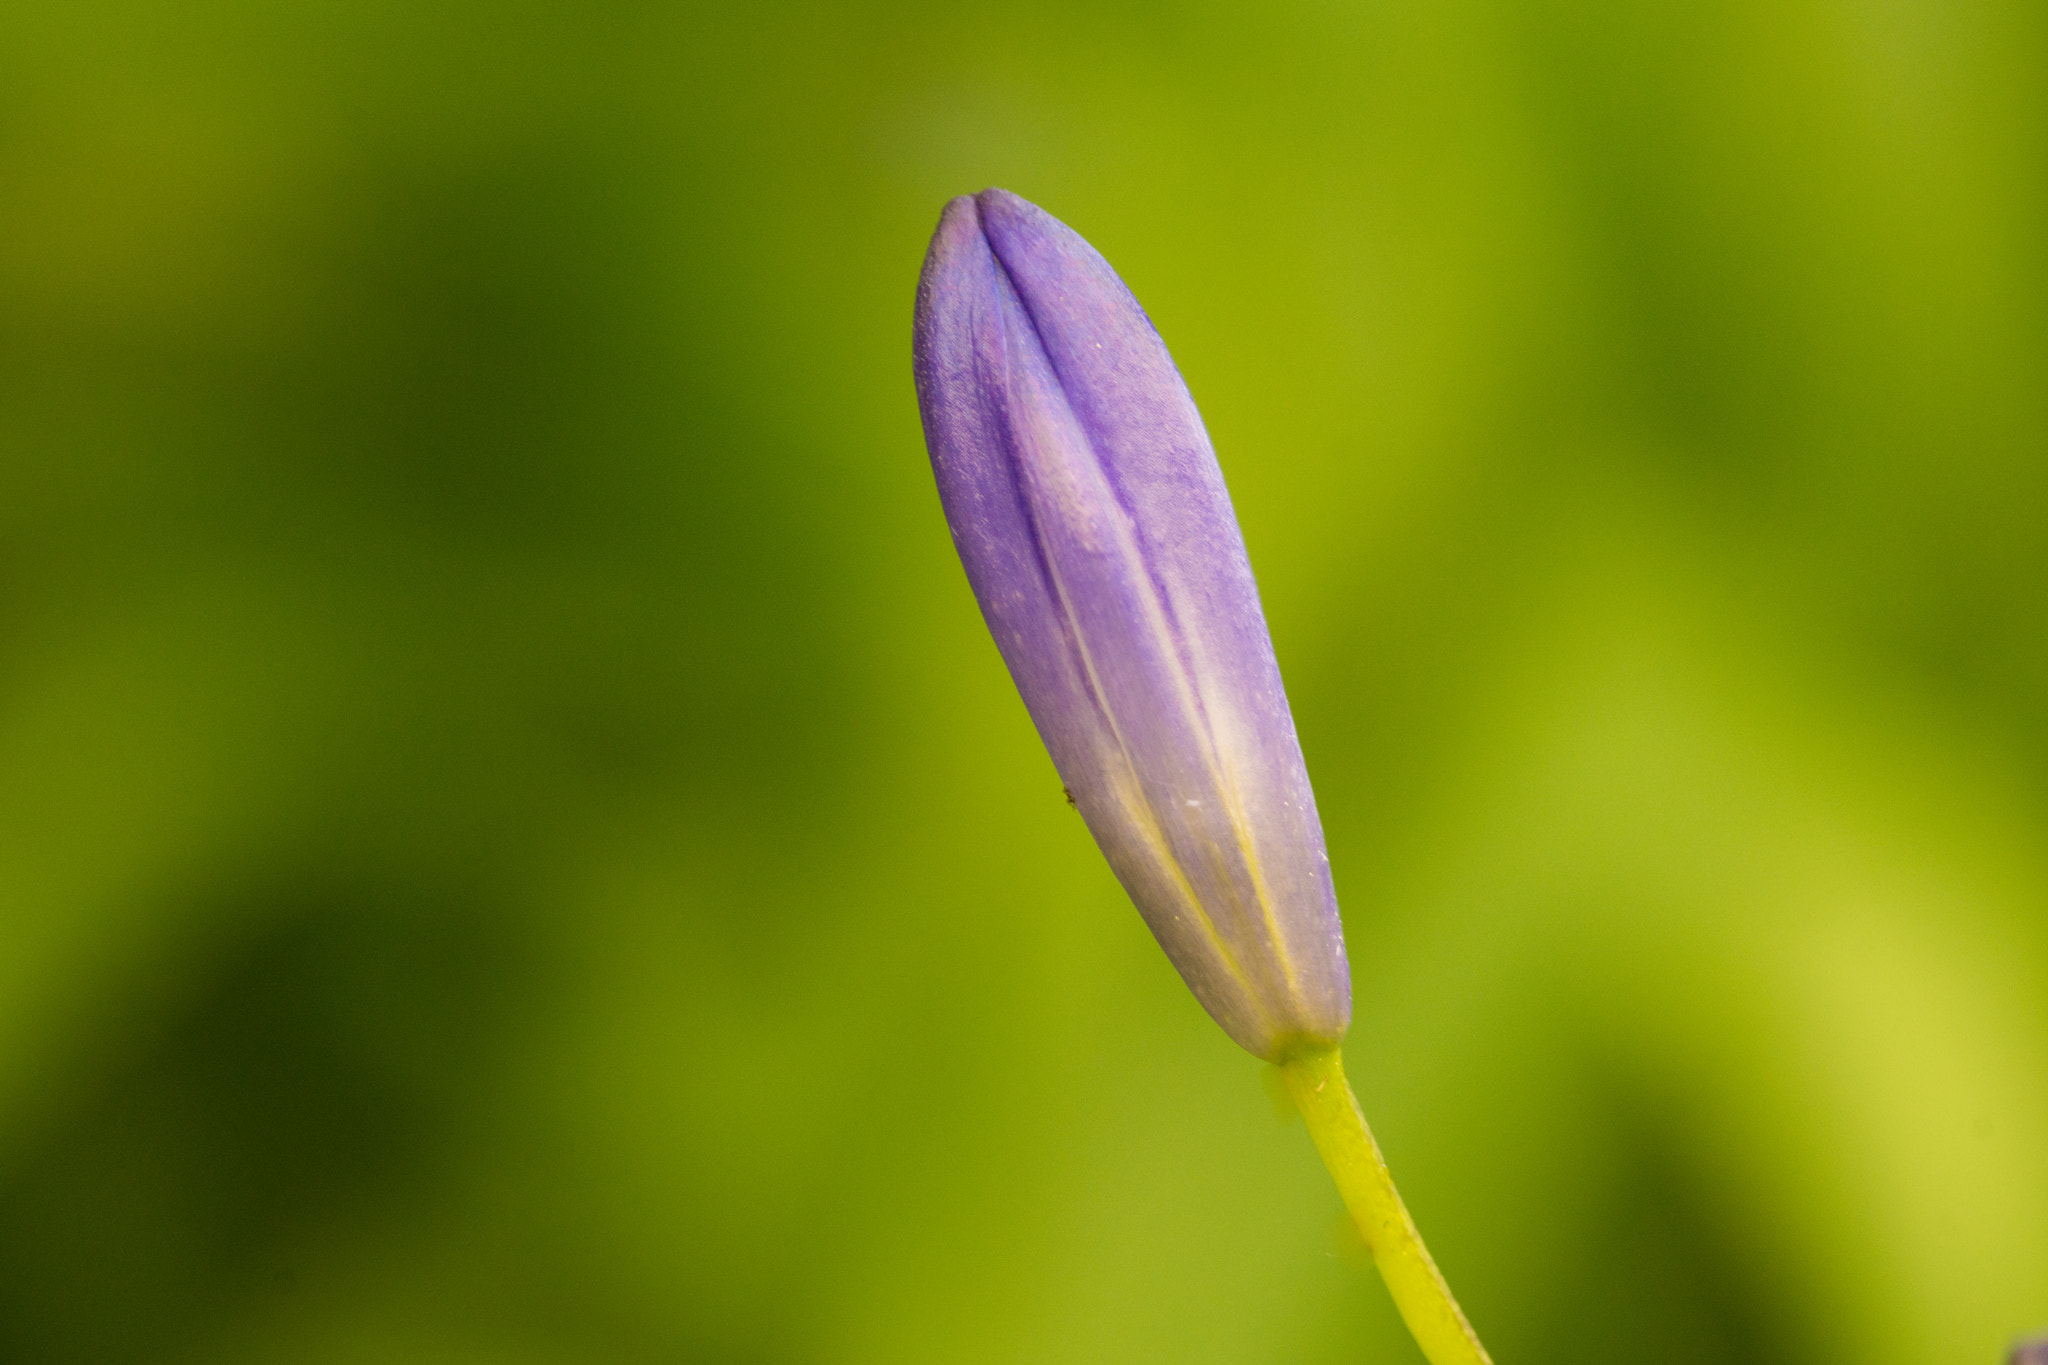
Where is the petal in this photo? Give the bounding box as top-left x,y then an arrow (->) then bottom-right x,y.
914,191 -> 1350,1059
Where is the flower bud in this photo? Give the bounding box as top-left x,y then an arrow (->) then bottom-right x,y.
912,188 -> 1350,1061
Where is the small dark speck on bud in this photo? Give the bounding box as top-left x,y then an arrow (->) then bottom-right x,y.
2011,1332 -> 2048,1365
1062,786 -> 1076,806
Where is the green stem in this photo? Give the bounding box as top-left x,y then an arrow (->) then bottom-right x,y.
1279,1046 -> 1493,1365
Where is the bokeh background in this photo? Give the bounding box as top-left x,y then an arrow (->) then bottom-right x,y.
3,1 -> 2046,1362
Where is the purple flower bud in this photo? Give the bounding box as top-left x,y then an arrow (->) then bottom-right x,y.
912,188 -> 1351,1061
2014,1334 -> 2048,1365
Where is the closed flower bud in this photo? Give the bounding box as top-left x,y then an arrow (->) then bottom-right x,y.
912,188 -> 1350,1061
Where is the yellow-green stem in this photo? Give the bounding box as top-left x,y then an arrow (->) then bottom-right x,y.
1279,1046 -> 1493,1365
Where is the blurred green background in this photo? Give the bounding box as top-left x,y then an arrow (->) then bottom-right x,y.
3,1 -> 2046,1361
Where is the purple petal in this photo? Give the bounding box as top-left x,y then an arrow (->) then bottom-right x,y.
913,189 -> 1349,1060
